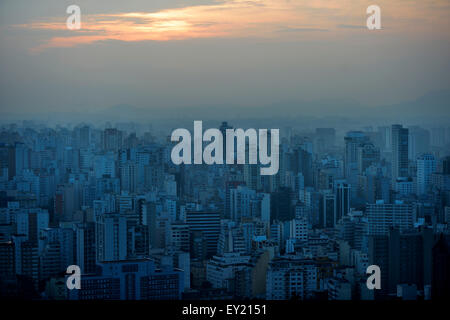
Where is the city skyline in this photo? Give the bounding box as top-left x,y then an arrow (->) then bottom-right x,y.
0,120 -> 449,300
0,0 -> 449,303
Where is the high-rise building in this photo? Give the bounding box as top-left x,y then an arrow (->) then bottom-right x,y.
270,187 -> 293,222
391,124 -> 409,184
169,222 -> 190,252
186,211 -> 220,257
408,126 -> 430,160
244,164 -> 261,191
75,222 -> 97,274
120,161 -> 138,193
378,126 -> 392,152
16,208 -> 49,243
293,148 -> 313,187
94,152 -> 116,178
336,183 -> 350,223
289,217 -> 308,242
443,156 -> 450,175
338,210 -> 367,250
417,153 -> 436,195
0,241 -> 15,281
95,213 -> 127,262
39,227 -> 75,279
0,144 -> 10,180
345,132 -> 368,199
5,143 -> 30,180
431,235 -> 450,299
321,191 -> 336,228
225,180 -> 245,219
368,228 -> 433,296
357,143 -> 380,175
367,200 -> 415,235
101,128 -> 123,152
230,185 -> 256,221
79,125 -> 91,149
344,131 -> 368,180
54,184 -> 77,222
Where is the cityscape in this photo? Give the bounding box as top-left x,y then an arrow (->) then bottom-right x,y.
0,120 -> 449,300
0,0 -> 449,305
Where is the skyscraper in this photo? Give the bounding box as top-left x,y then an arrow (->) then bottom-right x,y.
336,183 -> 350,223
443,156 -> 450,175
344,131 -> 368,179
75,222 -> 97,274
391,124 -> 409,184
357,143 -> 380,175
321,191 -> 337,228
431,235 -> 450,299
101,128 -> 123,152
344,131 -> 368,198
79,125 -> 91,149
120,161 -> 138,193
408,126 -> 430,160
186,211 -> 220,257
368,228 -> 433,296
417,153 -> 436,195
95,213 -> 127,262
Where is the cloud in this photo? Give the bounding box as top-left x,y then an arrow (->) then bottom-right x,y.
277,27 -> 329,33
336,24 -> 365,29
16,0 -> 450,52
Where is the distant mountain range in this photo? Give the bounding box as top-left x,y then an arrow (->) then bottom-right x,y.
1,90 -> 449,126
98,90 -> 450,122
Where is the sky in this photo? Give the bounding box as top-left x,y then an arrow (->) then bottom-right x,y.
0,0 -> 449,119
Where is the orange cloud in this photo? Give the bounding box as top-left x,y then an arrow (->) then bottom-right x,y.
19,0 -> 450,52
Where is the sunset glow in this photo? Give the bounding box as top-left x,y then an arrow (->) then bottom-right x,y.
16,0 -> 450,52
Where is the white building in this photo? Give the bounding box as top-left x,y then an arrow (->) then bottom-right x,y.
289,217 -> 308,242
206,253 -> 251,289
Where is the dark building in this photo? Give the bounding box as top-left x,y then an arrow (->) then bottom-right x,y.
336,183 -> 350,222
292,149 -> 313,187
443,156 -> 450,175
270,187 -> 293,222
76,222 -> 97,274
0,241 -> 15,280
432,234 -> 450,299
368,228 -> 434,298
190,231 -> 208,261
321,192 -> 336,228
186,211 -> 220,257
391,124 -> 409,183
69,259 -> 183,300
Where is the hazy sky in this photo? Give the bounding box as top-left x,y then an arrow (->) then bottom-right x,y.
0,0 -> 449,116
